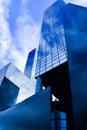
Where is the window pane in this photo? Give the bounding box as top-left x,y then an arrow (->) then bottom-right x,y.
60,120 -> 67,127
51,120 -> 55,127
60,112 -> 66,119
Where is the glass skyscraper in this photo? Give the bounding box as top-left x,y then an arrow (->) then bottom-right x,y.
24,49 -> 36,79
35,0 -> 67,77
0,63 -> 35,107
35,1 -> 69,130
35,0 -> 87,130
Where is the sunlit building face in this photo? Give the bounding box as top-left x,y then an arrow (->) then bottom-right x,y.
35,0 -> 67,77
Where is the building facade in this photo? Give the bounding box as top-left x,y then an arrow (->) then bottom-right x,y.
24,49 -> 36,79
35,0 -> 87,130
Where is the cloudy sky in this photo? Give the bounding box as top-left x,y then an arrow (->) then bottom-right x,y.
0,0 -> 87,72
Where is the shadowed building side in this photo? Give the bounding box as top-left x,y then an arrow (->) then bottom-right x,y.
0,88 -> 51,130
0,77 -> 19,111
62,4 -> 87,130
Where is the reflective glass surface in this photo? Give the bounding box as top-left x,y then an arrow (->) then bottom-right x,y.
0,64 -> 36,103
35,1 -> 67,77
51,111 -> 67,130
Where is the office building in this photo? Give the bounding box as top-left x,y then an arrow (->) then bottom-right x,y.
35,0 -> 87,130
24,49 -> 36,79
0,63 -> 35,110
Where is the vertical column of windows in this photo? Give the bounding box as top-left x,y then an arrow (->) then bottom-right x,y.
35,45 -> 41,77
46,13 -> 53,72
58,25 -> 67,64
40,35 -> 46,75
51,111 -> 67,130
51,10 -> 60,69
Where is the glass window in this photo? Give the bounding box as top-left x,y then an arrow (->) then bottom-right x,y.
59,55 -> 66,60
58,43 -> 63,47
40,69 -> 45,74
41,57 -> 46,61
60,58 -> 67,64
52,52 -> 58,57
53,62 -> 59,67
52,55 -> 58,60
40,60 -> 45,66
59,112 -> 66,119
40,61 -> 46,65
46,66 -> 52,71
52,56 -> 58,61
46,54 -> 51,58
40,68 -> 45,72
60,128 -> 67,130
51,128 -> 55,130
58,49 -> 65,54
47,49 -> 51,53
36,66 -> 40,70
51,120 -> 55,127
47,62 -> 52,67
47,58 -> 51,62
52,60 -> 59,65
35,72 -> 39,77
36,60 -> 41,64
58,46 -> 64,51
59,52 -> 66,57
52,48 -> 57,52
51,112 -> 55,119
36,69 -> 39,72
60,120 -> 67,128
36,64 -> 40,67
40,67 -> 45,71
40,65 -> 45,70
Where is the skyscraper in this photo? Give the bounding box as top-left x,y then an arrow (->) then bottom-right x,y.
24,49 -> 36,79
35,0 -> 67,77
35,0 -> 87,130
0,63 -> 35,107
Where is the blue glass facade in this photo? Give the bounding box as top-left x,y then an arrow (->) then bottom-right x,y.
0,63 -> 35,105
35,0 -> 67,77
24,49 -> 36,79
51,111 -> 67,130
35,1 -> 87,130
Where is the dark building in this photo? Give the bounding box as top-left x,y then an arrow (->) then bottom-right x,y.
35,0 -> 87,130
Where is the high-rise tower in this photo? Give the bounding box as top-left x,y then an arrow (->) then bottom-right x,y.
35,0 -> 87,130
35,0 -> 66,77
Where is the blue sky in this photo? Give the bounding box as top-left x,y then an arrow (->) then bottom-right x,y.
0,0 -> 87,72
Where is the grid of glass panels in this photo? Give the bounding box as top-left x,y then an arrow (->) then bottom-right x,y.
35,2 -> 67,77
51,111 -> 67,130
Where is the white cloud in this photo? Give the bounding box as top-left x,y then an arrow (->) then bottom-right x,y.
0,0 -> 40,72
65,0 -> 87,7
0,0 -> 12,65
